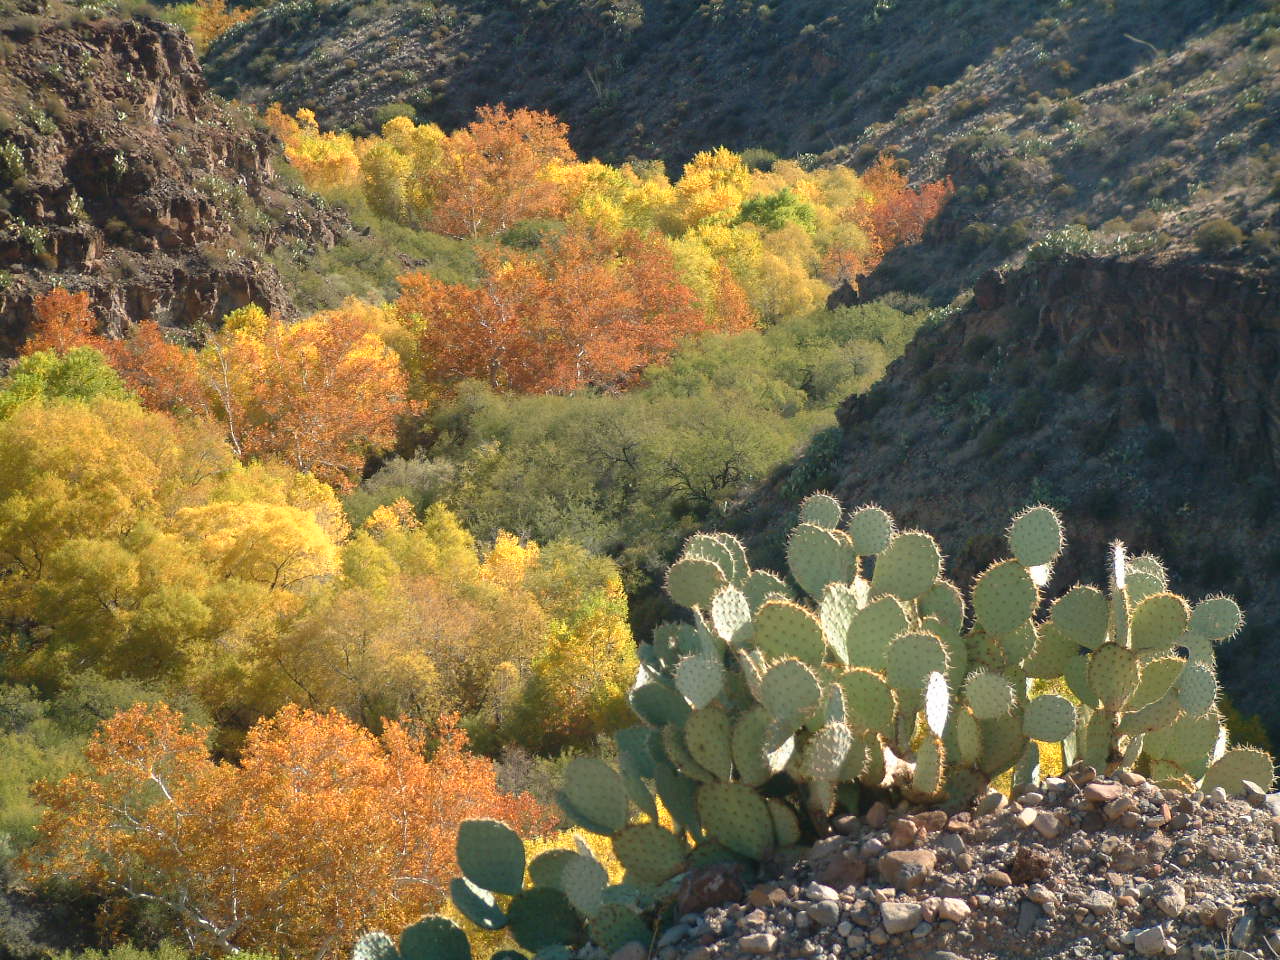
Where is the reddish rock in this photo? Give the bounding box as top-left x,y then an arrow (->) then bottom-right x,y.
879,849 -> 937,891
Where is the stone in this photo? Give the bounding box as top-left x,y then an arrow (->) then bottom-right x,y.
610,942 -> 647,960
739,933 -> 777,955
983,870 -> 1012,888
805,882 -> 840,902
1083,890 -> 1117,916
1017,807 -> 1039,829
1115,770 -> 1145,786
1134,927 -> 1168,956
938,832 -> 967,857
1104,796 -> 1137,820
881,901 -> 924,935
879,850 -> 937,892
1017,900 -> 1043,934
1033,811 -> 1062,839
865,802 -> 889,828
805,900 -> 841,927
1156,883 -> 1186,918
976,792 -> 1007,816
1230,913 -> 1255,948
890,818 -> 919,849
1083,782 -> 1124,804
1028,884 -> 1056,905
1007,847 -> 1052,885
938,898 -> 971,923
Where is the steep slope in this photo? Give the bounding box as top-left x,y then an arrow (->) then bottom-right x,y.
737,253 -> 1280,738
0,4 -> 346,352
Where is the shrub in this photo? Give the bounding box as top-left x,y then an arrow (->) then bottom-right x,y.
1194,218 -> 1244,256
372,102 -> 417,127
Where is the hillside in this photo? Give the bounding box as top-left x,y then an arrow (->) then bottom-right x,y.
0,3 -> 346,350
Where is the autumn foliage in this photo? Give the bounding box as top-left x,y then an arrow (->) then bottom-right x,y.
24,704 -> 553,959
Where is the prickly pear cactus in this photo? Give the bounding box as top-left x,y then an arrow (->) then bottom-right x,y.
370,498 -> 1274,960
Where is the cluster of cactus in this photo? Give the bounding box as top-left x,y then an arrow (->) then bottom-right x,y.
355,496 -> 1275,960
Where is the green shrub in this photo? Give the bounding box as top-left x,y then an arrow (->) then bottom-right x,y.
1193,218 -> 1244,256
372,102 -> 417,128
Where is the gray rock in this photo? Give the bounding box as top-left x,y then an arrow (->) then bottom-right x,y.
656,924 -> 690,948
1230,912 -> 1255,948
610,941 -> 647,960
881,901 -> 924,935
1083,890 -> 1117,916
739,933 -> 778,955
938,898 -> 971,923
1017,900 -> 1043,935
805,901 -> 841,927
805,881 -> 840,902
1134,926 -> 1167,957
1156,883 -> 1186,918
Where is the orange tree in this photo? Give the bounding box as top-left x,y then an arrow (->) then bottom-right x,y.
24,703 -> 553,960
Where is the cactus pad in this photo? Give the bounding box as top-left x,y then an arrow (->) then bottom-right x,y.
1130,592 -> 1189,651
955,707 -> 982,765
400,918 -> 471,960
1128,656 -> 1184,710
1202,747 -> 1276,795
1087,643 -> 1141,711
753,599 -> 826,665
696,782 -> 775,861
662,723 -> 715,783
920,580 -> 965,633
998,620 -> 1038,666
973,560 -> 1039,636
730,708 -> 774,786
457,820 -> 526,896
611,825 -> 684,885
676,655 -> 725,709
1177,660 -> 1218,717
683,534 -> 738,579
787,523 -> 856,600
666,557 -> 727,609
1007,504 -> 1064,567
1052,585 -> 1109,650
1188,596 -> 1243,642
684,707 -> 734,781
710,532 -> 749,583
1119,690 -> 1182,735
1124,571 -> 1163,606
838,667 -> 897,737
802,721 -> 854,780
1063,653 -> 1102,709
887,631 -> 950,697
1143,710 -> 1223,778
871,530 -> 942,600
710,585 -> 751,643
846,596 -> 909,669
925,670 -> 950,738
799,492 -> 844,529
1023,694 -> 1076,742
819,583 -> 857,665
977,713 -> 1029,777
528,849 -> 577,889
964,670 -> 1017,720
652,760 -> 700,838
506,888 -> 584,953
560,758 -> 629,835
1023,621 -> 1076,679
588,905 -> 648,955
451,876 -> 507,930
354,932 -> 399,960
847,504 -> 895,555
761,657 -> 822,723
768,799 -> 802,847
742,570 -> 790,610
561,852 -> 608,916
913,735 -> 945,796
630,680 -> 690,728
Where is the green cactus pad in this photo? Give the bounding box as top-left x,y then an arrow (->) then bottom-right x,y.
736,647 -> 768,701
1126,553 -> 1168,584
761,657 -> 822,723
354,932 -> 399,960
661,723 -> 715,783
819,680 -> 848,726
768,799 -> 802,847
977,713 -> 1029,777
1007,504 -> 1064,568
753,598 -> 826,666
788,523 -> 857,600
457,819 -> 527,896
1130,592 -> 1190,651
561,852 -> 608,917
1202,747 -> 1276,795
1177,660 -> 1218,717
799,492 -> 844,529
838,667 -> 897,737
683,533 -> 737,576
1052,586 -> 1109,650
630,680 -> 691,727
730,708 -> 772,786
1087,643 -> 1141,711
886,631 -> 950,698
1077,709 -> 1111,770
696,782 -> 775,861
709,585 -> 751,644
742,570 -> 790,611
871,530 -> 942,600
964,670 -> 1017,720
1023,622 -> 1077,679
930,620 -> 970,689
666,557 -> 727,609
1187,596 -> 1244,643
1023,694 -> 1077,742
1119,690 -> 1182,735
955,707 -> 982,766
1063,653 -> 1102,709
675,655 -> 725,710
528,849 -> 576,889
920,580 -> 965,633
802,721 -> 854,780
612,824 -> 685,885
709,532 -> 749,583
587,904 -> 648,955
684,707 -> 734,781
820,583 -> 858,665
506,888 -> 584,953
971,560 -> 1038,635
913,735 -> 945,797
451,877 -> 508,930
966,629 -> 1006,673
1124,571 -> 1163,606
846,596 -> 910,670
1143,709 -> 1223,778
924,671 -> 950,738
652,760 -> 700,839
1128,656 -> 1184,710
847,504 -> 895,555
400,918 -> 472,960
997,620 -> 1038,667
616,727 -> 657,780
560,758 -> 629,835
837,732 -> 869,781
1181,632 -> 1216,664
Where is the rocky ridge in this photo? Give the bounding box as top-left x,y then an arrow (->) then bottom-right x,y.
652,766 -> 1280,960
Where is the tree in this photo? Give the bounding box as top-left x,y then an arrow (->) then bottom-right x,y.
24,289 -> 98,355
25,704 -> 553,960
0,347 -> 130,419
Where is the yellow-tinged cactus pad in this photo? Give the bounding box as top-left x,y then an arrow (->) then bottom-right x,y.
1087,643 -> 1141,711
1007,504 -> 1064,568
871,530 -> 942,600
846,596 -> 910,670
787,523 -> 856,600
913,735 -> 945,797
955,707 -> 982,765
1023,694 -> 1077,742
1188,595 -> 1244,643
696,782 -> 775,860
662,723 -> 716,783
819,583 -> 858,665
998,620 -> 1038,666
560,757 -> 629,835
839,667 -> 898,737
798,492 -> 844,530
612,824 -> 686,884
973,559 -> 1039,636
684,707 -> 734,781
666,557 -> 727,609
1143,710 -> 1224,778
1119,690 -> 1181,735
731,707 -> 775,786
754,598 -> 826,665
1051,585 -> 1109,650
977,713 -> 1027,777
1124,571 -> 1164,606
1063,653 -> 1102,709
847,504 -> 894,555
1202,747 -> 1276,796
1130,592 -> 1190,651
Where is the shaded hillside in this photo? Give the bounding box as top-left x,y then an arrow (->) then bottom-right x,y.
737,253 -> 1280,738
0,3 -> 346,351
202,0 -> 1263,166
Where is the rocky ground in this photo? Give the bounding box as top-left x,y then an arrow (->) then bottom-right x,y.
653,765 -> 1280,960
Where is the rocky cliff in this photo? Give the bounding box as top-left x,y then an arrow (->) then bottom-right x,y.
0,8 -> 345,352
